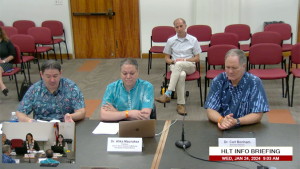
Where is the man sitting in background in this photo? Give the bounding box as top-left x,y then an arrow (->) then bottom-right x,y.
40,149 -> 60,164
16,60 -> 86,122
100,58 -> 154,121
2,145 -> 15,163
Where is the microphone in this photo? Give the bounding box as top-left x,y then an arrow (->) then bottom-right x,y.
53,91 -> 58,96
175,91 -> 191,149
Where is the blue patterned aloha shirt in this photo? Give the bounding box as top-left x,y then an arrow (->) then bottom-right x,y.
40,158 -> 60,164
101,78 -> 154,111
17,78 -> 85,121
204,72 -> 269,118
2,154 -> 16,163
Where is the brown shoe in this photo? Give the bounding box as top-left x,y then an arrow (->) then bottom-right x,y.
155,94 -> 171,103
177,105 -> 187,115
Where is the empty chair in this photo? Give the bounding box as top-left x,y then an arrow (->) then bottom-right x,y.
225,24 -> 251,51
11,139 -> 24,150
251,31 -> 281,46
264,23 -> 293,52
204,45 -> 238,102
248,43 -> 289,104
28,27 -> 58,63
148,26 -> 176,74
13,20 -> 35,34
2,45 -> 24,100
10,34 -> 41,81
288,43 -> 300,107
1,26 -> 18,38
210,33 -> 239,48
250,32 -> 286,71
42,20 -> 70,61
187,25 -> 212,52
0,20 -> 4,26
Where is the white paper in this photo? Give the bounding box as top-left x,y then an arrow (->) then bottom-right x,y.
38,158 -> 47,163
92,122 -> 119,134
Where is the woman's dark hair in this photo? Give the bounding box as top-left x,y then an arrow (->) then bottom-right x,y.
56,134 -> 66,147
26,133 -> 33,142
0,27 -> 9,42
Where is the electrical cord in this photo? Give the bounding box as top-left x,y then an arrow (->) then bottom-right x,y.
155,119 -> 178,136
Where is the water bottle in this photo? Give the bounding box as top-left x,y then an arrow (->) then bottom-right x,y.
10,112 -> 19,122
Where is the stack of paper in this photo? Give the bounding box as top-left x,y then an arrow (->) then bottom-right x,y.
92,122 -> 119,134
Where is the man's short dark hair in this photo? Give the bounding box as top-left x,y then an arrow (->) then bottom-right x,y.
2,145 -> 10,153
46,149 -> 53,158
41,60 -> 61,73
120,58 -> 138,70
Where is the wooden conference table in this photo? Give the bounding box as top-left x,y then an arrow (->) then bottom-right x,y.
1,120 -> 299,169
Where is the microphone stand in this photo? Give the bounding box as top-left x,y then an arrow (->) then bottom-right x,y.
175,91 -> 191,149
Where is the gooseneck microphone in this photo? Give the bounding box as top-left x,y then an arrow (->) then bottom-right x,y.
175,91 -> 191,149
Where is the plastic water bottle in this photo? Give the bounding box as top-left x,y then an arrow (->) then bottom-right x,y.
9,112 -> 19,122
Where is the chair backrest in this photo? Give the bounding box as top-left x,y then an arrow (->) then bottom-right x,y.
249,43 -> 282,65
264,23 -> 292,41
10,34 -> 36,53
187,25 -> 212,42
152,26 -> 176,43
224,24 -> 251,41
42,20 -> 64,36
11,139 -> 24,150
13,20 -> 35,34
12,44 -> 22,64
0,20 -> 4,26
251,32 -> 281,46
207,45 -> 238,66
150,103 -> 156,119
291,43 -> 300,64
28,27 -> 52,44
210,33 -> 239,48
1,26 -> 18,38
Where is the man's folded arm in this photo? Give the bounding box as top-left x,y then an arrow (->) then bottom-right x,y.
206,108 -> 223,123
238,112 -> 263,125
71,108 -> 86,121
16,111 -> 33,122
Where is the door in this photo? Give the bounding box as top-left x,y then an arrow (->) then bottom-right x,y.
70,0 -> 140,59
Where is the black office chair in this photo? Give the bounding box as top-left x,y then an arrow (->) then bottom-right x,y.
150,103 -> 156,119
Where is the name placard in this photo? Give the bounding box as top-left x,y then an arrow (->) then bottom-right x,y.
107,137 -> 142,152
24,154 -> 35,158
219,138 -> 256,147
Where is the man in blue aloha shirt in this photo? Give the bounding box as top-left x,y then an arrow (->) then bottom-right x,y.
40,149 -> 60,164
16,60 -> 86,122
204,49 -> 269,130
2,145 -> 16,163
100,58 -> 154,121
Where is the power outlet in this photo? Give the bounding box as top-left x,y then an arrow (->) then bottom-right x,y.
55,0 -> 63,5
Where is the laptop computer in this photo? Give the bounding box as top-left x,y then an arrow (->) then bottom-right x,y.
118,119 -> 156,138
15,146 -> 27,154
51,146 -> 64,154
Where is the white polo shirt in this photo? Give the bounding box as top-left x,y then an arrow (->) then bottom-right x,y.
163,33 -> 202,61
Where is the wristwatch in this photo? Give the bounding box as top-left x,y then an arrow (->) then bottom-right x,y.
236,118 -> 241,127
3,60 -> 5,63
